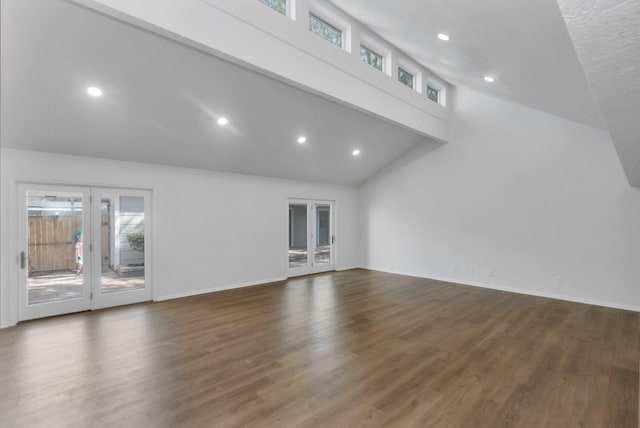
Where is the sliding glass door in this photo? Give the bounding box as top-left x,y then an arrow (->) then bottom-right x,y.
288,199 -> 334,277
17,183 -> 152,321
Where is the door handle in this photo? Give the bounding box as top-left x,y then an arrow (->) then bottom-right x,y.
20,251 -> 26,269
332,235 -> 335,244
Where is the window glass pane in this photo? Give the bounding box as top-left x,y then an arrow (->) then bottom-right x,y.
360,45 -> 384,71
314,205 -> 331,264
309,13 -> 342,47
289,204 -> 308,268
100,195 -> 146,295
398,68 -> 414,88
27,191 -> 84,305
259,0 -> 286,15
427,86 -> 439,103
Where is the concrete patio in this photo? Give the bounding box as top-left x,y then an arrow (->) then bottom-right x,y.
28,268 -> 145,305
288,245 -> 330,268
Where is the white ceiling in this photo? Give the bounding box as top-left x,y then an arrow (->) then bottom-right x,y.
556,0 -> 640,186
327,0 -> 606,130
0,0 -> 426,186
3,0 -> 638,186
328,0 -> 640,186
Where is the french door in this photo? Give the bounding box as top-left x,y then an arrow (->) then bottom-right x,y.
288,199 -> 335,277
17,183 -> 152,321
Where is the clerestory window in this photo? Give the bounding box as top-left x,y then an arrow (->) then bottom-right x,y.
360,45 -> 384,71
258,0 -> 286,15
398,68 -> 414,89
309,13 -> 343,48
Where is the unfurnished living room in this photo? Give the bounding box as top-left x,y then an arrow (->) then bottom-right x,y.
1,0 -> 640,426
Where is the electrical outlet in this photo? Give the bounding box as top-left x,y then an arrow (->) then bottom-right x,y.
488,268 -> 495,277
555,276 -> 564,286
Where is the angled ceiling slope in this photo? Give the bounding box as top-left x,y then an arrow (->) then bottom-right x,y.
327,0 -> 605,130
0,0 -> 427,186
557,0 -> 640,186
329,0 -> 640,186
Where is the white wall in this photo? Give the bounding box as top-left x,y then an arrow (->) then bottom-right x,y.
4,87 -> 640,327
361,86 -> 640,310
0,148 -> 361,327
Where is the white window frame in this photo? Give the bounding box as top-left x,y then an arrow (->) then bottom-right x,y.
286,0 -> 296,20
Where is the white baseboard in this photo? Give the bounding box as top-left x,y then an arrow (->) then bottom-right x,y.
156,276 -> 287,302
335,265 -> 363,272
156,267 -> 364,302
363,266 -> 640,313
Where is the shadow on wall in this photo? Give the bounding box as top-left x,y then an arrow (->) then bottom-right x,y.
358,137 -> 446,267
364,138 -> 446,187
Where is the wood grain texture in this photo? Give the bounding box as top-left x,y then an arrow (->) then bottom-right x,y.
0,269 -> 637,427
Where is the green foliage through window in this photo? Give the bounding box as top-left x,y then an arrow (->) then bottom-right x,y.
360,45 -> 383,71
127,231 -> 144,252
309,13 -> 342,47
259,0 -> 286,15
427,86 -> 439,103
398,68 -> 414,89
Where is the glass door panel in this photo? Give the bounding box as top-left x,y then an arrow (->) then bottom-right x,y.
27,191 -> 85,303
289,203 -> 308,269
92,189 -> 151,309
98,195 -> 146,295
314,204 -> 331,265
19,185 -> 92,321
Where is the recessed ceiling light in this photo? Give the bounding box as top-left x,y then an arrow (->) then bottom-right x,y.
297,136 -> 307,144
86,87 -> 102,97
217,117 -> 228,126
352,149 -> 361,156
484,76 -> 495,83
437,33 -> 450,41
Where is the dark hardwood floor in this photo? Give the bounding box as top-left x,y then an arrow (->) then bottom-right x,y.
0,269 -> 638,427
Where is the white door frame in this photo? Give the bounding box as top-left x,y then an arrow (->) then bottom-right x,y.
15,182 -> 153,322
287,198 -> 335,277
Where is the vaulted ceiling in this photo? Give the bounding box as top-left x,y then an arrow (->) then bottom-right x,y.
556,0 -> 640,185
0,0 -> 425,186
328,0 -> 639,185
2,0 -> 638,186
328,0 -> 605,130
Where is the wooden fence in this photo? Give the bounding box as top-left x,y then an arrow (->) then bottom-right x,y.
28,212 -> 111,273
28,214 -> 81,272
